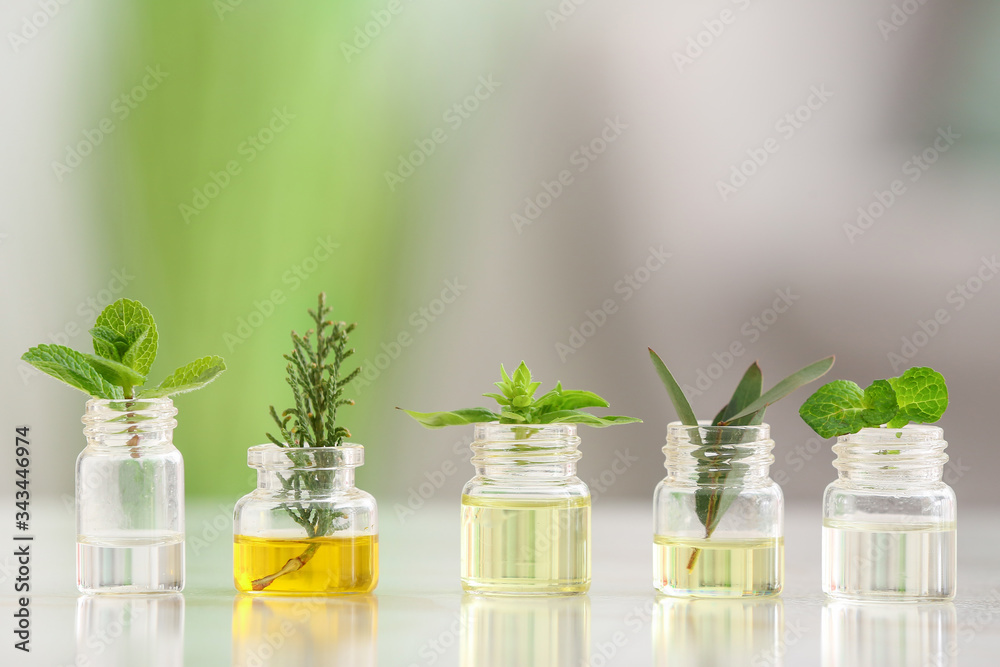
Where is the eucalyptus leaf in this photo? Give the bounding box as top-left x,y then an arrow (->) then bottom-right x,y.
712,361 -> 762,426
648,348 -> 698,425
723,356 -> 835,423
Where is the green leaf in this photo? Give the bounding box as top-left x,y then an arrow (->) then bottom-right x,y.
723,356 -> 835,423
89,326 -> 125,361
535,388 -> 610,411
798,378 -> 899,438
94,299 -> 158,375
84,354 -> 147,390
537,410 -> 642,427
886,367 -> 948,428
397,407 -> 499,429
139,355 -> 226,398
22,344 -> 122,399
712,361 -> 763,426
648,348 -> 698,425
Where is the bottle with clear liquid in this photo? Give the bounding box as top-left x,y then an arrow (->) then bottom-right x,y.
822,424 -> 956,601
461,423 -> 591,594
233,443 -> 378,594
653,422 -> 784,597
77,398 -> 184,593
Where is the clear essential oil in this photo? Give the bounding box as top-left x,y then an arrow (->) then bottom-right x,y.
461,495 -> 591,594
823,520 -> 956,600
233,534 -> 378,594
77,531 -> 185,593
653,535 -> 784,597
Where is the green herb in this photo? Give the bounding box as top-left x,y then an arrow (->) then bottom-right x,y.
252,293 -> 360,591
398,361 -> 641,439
799,366 -> 948,439
21,298 -> 225,400
648,348 -> 833,570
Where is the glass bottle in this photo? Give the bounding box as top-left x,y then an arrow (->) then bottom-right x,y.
461,423 -> 591,594
822,424 -> 956,601
78,398 -> 184,593
233,443 -> 378,594
654,422 -> 784,597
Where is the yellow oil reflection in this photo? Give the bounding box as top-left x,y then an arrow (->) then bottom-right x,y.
460,593 -> 590,667
653,597 -> 784,667
76,594 -> 184,666
823,600 -> 956,667
231,594 -> 377,666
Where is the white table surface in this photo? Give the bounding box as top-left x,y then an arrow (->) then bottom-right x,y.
1,500 -> 999,666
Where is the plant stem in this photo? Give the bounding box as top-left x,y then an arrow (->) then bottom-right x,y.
251,542 -> 320,591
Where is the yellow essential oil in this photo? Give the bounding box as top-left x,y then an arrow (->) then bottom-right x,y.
653,535 -> 783,597
234,534 -> 378,594
461,495 -> 591,594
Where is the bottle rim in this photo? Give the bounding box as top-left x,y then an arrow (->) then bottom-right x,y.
247,442 -> 365,470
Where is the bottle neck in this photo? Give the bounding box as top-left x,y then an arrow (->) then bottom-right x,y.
663,422 -> 774,488
81,398 -> 178,450
833,426 -> 948,489
470,423 -> 581,480
248,443 -> 363,494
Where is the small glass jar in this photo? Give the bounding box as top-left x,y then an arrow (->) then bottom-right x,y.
233,444 -> 378,594
461,423 -> 591,595
77,398 -> 184,593
822,425 -> 956,601
653,422 -> 784,597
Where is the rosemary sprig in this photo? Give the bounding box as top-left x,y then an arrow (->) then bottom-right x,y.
253,293 -> 360,591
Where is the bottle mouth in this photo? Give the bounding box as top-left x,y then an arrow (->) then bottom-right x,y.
248,443 -> 365,470
82,397 -> 178,438
663,421 -> 775,475
665,420 -> 771,444
473,422 -> 578,441
833,425 -> 948,475
836,424 -> 944,445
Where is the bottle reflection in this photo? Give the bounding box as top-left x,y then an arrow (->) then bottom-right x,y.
75,594 -> 184,666
823,600 -> 956,667
231,594 -> 377,667
653,597 -> 784,667
460,593 -> 590,667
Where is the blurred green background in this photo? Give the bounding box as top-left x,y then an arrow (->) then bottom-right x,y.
5,0 -> 1000,506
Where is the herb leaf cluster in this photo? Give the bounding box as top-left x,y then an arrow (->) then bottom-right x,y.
22,298 -> 225,400
648,349 -> 834,567
399,361 -> 641,430
799,366 -> 948,438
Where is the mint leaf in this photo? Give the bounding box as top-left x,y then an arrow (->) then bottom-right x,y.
886,367 -> 948,428
89,326 -> 125,361
84,354 -> 147,390
140,355 -> 226,398
798,380 -> 869,438
861,379 -> 898,426
94,299 -> 158,375
397,407 -> 499,429
22,344 -> 122,399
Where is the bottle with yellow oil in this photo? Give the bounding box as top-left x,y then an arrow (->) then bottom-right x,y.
234,443 -> 378,594
461,422 -> 592,594
653,422 -> 784,597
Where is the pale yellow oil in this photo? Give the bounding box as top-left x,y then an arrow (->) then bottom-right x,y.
234,534 -> 378,594
461,495 -> 591,594
653,535 -> 783,597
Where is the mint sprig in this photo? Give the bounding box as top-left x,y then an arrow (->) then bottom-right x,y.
799,366 -> 948,438
399,361 -> 641,431
22,298 -> 226,400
